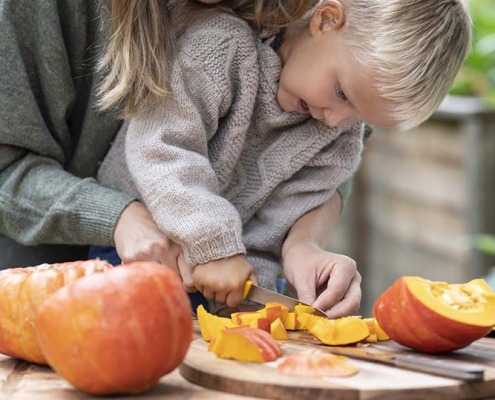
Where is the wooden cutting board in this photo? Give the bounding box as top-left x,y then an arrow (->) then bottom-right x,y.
180,331 -> 495,400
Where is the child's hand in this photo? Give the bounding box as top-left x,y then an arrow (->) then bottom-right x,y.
282,242 -> 361,319
192,255 -> 257,307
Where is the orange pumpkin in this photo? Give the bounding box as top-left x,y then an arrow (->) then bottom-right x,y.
0,259 -> 112,364
373,276 -> 495,353
35,261 -> 193,395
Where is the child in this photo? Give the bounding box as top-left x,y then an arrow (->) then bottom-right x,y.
95,0 -> 471,316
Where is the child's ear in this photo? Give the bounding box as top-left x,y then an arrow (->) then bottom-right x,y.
309,0 -> 345,36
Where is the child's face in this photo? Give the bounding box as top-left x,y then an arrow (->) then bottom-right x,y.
277,1 -> 394,128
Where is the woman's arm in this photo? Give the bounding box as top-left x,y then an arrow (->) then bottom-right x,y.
0,0 -> 135,248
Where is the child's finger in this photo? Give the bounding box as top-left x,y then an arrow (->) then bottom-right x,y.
247,271 -> 259,286
226,289 -> 243,308
214,291 -> 230,305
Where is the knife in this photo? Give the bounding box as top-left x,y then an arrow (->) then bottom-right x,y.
243,280 -> 327,317
317,346 -> 485,381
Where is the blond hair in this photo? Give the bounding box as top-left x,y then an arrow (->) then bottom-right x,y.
96,0 -> 317,117
339,0 -> 472,130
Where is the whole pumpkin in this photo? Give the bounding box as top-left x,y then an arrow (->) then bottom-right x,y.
35,261 -> 193,395
0,259 -> 112,364
373,276 -> 495,353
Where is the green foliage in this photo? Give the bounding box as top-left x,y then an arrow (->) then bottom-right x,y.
450,0 -> 495,105
472,234 -> 495,256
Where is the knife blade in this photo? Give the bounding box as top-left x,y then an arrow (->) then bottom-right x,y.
243,280 -> 327,317
319,346 -> 485,381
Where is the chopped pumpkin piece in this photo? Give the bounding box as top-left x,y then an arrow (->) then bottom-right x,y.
196,305 -> 235,342
363,318 -> 389,343
301,315 -> 370,345
270,318 -> 288,340
250,317 -> 271,333
258,302 -> 289,322
283,312 -> 297,330
209,327 -> 282,362
277,351 -> 358,377
294,303 -> 316,315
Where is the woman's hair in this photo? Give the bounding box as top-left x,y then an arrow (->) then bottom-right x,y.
96,0 -> 317,117
339,0 -> 472,130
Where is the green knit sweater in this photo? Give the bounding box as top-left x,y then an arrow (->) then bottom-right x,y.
0,0 -> 134,251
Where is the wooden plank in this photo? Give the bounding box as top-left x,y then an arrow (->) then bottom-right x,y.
370,123 -> 465,167
365,190 -> 468,260
361,134 -> 467,213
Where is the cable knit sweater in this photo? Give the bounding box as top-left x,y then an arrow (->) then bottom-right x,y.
98,12 -> 364,290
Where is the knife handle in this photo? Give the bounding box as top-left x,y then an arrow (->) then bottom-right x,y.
394,354 -> 484,381
243,280 -> 254,299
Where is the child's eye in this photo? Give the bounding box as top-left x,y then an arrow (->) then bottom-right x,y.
336,84 -> 348,102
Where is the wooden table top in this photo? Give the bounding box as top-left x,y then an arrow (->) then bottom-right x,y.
2,321 -> 494,400
0,323 -> 260,400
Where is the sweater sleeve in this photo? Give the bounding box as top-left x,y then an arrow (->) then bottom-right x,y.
125,32 -> 259,265
0,0 -> 135,246
243,122 -> 364,255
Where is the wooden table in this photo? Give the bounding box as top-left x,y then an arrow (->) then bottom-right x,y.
2,322 -> 495,400
0,323 -> 259,400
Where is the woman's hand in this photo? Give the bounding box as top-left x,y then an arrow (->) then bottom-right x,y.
113,201 -> 183,270
192,255 -> 258,307
283,242 -> 361,319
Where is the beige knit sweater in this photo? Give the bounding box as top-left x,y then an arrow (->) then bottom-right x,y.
98,12 -> 364,290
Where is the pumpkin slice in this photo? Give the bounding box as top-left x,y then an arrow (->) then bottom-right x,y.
373,277 -> 495,353
298,314 -> 370,345
197,305 -> 235,342
277,352 -> 358,377
270,318 -> 288,340
209,326 -> 282,362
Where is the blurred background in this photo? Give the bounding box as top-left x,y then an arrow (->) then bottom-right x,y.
326,0 -> 495,316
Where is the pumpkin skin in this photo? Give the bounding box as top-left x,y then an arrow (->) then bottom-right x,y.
35,262 -> 193,395
0,259 -> 112,364
373,277 -> 495,353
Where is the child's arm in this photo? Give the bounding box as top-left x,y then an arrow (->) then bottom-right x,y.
192,255 -> 258,307
281,193 -> 361,319
123,28 -> 259,267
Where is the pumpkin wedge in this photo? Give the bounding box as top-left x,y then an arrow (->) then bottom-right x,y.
209,326 -> 282,362
373,277 -> 495,353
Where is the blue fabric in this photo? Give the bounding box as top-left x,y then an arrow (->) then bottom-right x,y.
88,245 -> 209,313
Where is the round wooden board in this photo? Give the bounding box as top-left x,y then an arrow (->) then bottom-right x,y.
179,339 -> 470,400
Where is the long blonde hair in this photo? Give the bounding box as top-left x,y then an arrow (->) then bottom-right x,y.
96,0 -> 317,118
